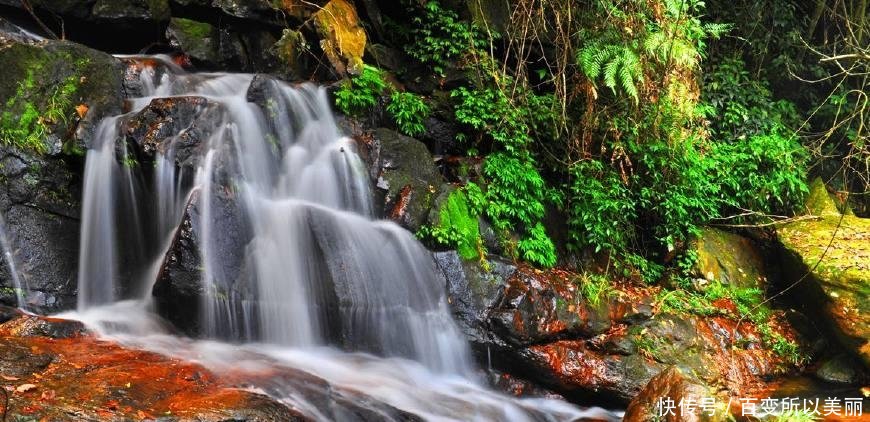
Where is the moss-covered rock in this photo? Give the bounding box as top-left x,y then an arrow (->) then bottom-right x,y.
92,0 -> 171,21
690,227 -> 768,288
166,18 -> 219,65
426,185 -> 483,260
314,0 -> 367,75
373,128 -> 442,231
273,28 -> 308,79
0,36 -> 124,154
0,33 -> 123,313
778,178 -> 870,367
805,177 -> 842,216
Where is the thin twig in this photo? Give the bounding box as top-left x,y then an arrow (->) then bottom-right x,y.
20,0 -> 58,40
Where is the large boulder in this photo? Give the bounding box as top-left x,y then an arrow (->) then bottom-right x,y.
777,178 -> 870,368
370,128 -> 443,231
153,185 -> 251,337
437,254 -> 801,403
120,95 -> 222,169
0,31 -> 125,313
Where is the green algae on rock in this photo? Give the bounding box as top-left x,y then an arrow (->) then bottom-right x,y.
690,227 -> 768,289
778,178 -> 870,367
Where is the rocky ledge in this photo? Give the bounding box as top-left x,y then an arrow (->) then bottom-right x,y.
0,306 -> 425,421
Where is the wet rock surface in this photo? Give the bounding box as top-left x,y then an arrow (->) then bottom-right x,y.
437,254 -> 799,404
153,187 -> 251,337
0,306 -> 424,421
0,30 -> 125,313
623,367 -> 726,422
370,128 -> 443,231
0,307 -> 298,421
121,95 -> 223,169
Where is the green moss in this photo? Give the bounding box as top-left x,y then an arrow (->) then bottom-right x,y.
171,17 -> 213,39
438,188 -> 482,260
0,53 -> 86,154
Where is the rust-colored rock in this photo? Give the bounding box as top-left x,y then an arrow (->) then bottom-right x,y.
624,367 -> 727,422
438,258 -> 802,404
0,308 -> 298,421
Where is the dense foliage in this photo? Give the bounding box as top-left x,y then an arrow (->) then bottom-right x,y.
334,0 -> 862,284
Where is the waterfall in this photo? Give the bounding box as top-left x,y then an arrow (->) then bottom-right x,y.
75,60 -> 471,373
66,57 -> 618,420
0,211 -> 26,309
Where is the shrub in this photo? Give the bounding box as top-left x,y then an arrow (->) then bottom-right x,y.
387,91 -> 430,137
405,0 -> 486,75
334,64 -> 387,116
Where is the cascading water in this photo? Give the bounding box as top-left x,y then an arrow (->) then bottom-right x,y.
65,57 -> 619,420
0,211 -> 27,309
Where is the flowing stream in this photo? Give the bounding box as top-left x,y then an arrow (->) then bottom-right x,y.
59,57 -> 620,421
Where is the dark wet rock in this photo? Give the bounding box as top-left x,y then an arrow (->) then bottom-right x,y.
485,368 -> 567,399
153,187 -> 251,337
92,0 -> 171,21
120,96 -> 223,169
777,178 -> 870,368
435,251 -> 514,347
119,55 -> 182,99
420,117 -> 462,157
0,312 -> 87,339
173,0 -> 281,21
623,367 -> 726,422
0,304 -> 19,323
371,128 -> 442,230
815,354 -> 861,384
0,34 -> 122,312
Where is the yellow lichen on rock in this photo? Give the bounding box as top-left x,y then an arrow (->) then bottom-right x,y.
313,0 -> 367,75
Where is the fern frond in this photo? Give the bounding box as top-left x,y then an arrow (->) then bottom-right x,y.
603,56 -> 620,93
703,23 -> 732,39
619,50 -> 640,102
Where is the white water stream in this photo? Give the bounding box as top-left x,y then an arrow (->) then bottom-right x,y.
58,56 -> 620,421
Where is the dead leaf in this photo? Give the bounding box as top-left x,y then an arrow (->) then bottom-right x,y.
1,375 -> 19,381
16,383 -> 37,393
75,104 -> 89,119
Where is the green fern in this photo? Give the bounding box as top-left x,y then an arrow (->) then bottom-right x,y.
643,31 -> 700,69
578,43 -> 642,103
